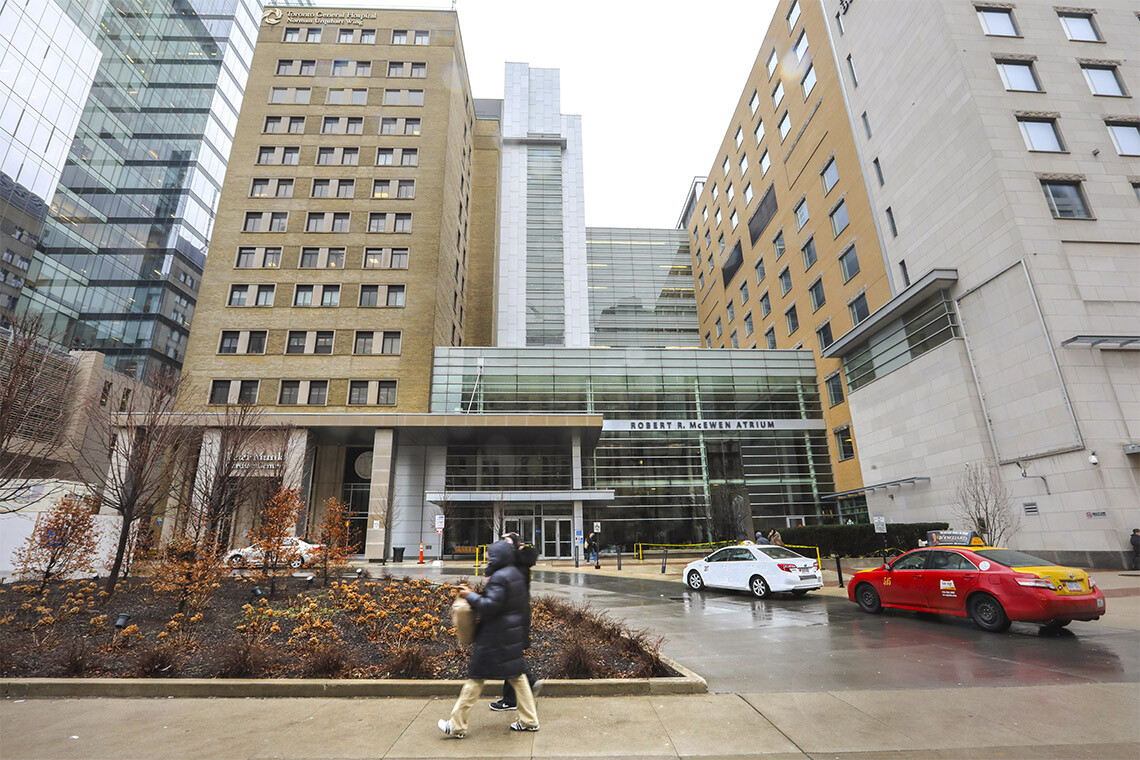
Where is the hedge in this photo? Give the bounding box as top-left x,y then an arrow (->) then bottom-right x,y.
781,522 -> 950,558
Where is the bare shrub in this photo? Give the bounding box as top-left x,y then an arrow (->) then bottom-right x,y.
303,642 -> 355,678
134,644 -> 182,678
553,640 -> 595,679
386,644 -> 431,678
60,639 -> 90,676
215,639 -> 274,678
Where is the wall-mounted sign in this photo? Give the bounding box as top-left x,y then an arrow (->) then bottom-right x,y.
261,8 -> 379,27
601,418 -> 825,432
233,453 -> 284,471
1085,510 -> 1108,519
838,0 -> 855,14
354,452 -> 373,480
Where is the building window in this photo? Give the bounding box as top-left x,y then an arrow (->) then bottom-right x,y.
730,331 -> 739,348
704,332 -> 711,347
308,381 -> 328,406
835,11 -> 845,35
765,327 -> 777,349
360,285 -> 380,307
1082,64 -> 1126,96
283,27 -> 299,43
338,28 -> 353,43
873,158 -> 884,186
1017,117 -> 1064,151
1107,122 -> 1140,156
861,111 -> 872,138
755,120 -> 765,144
899,260 -> 911,287
414,30 -> 429,45
368,213 -> 386,233
293,285 -> 313,306
209,381 -> 230,405
801,65 -> 817,98
715,318 -> 723,338
348,380 -> 370,405
238,381 -> 259,404
361,29 -> 375,43
734,127 -> 743,149
740,154 -> 749,175
405,118 -> 421,135
749,91 -> 759,114
279,381 -> 300,405
381,331 -> 402,354
794,199 -> 809,229
774,231 -> 785,258
739,281 -> 749,304
228,285 -> 248,306
730,210 -> 738,229
744,183 -> 753,204
821,159 -> 839,194
1058,12 -> 1100,41
698,272 -> 705,290
826,374 -> 844,407
996,61 -> 1042,92
386,285 -> 406,306
886,207 -> 898,237
817,322 -> 834,351
840,246 -> 860,282
778,112 -> 791,140
1041,181 -> 1092,218
726,302 -> 735,322
247,332 -> 267,354
785,305 -> 799,335
830,200 -> 849,236
802,237 -> 817,270
779,267 -> 792,295
219,332 -> 239,354
392,29 -> 408,44
314,332 -> 334,355
393,213 -> 412,233
744,312 -> 754,336
715,209 -> 722,227
766,49 -> 778,78
760,292 -> 771,317
321,286 -> 340,307
787,0 -> 800,30
809,278 -> 825,311
354,332 -> 374,354
849,293 -> 870,325
773,81 -> 785,108
377,381 -> 398,405
846,55 -> 858,87
977,7 -> 1018,37
286,331 -> 306,354
256,285 -> 275,306
390,248 -> 409,268
235,249 -> 255,268
793,30 -> 809,62
755,258 -> 766,283
760,150 -> 771,175
834,426 -> 855,460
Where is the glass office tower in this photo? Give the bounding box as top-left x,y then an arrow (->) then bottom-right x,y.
586,228 -> 699,348
17,0 -> 261,380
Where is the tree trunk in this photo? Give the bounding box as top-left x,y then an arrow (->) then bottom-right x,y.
104,512 -> 133,598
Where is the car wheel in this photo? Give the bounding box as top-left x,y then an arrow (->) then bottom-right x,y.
290,556 -> 304,569
227,554 -> 245,568
791,589 -> 809,597
749,575 -> 770,599
855,583 -> 882,614
686,571 -> 704,591
968,593 -> 1011,632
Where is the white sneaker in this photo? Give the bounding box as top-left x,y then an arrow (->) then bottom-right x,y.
438,719 -> 465,738
509,720 -> 539,732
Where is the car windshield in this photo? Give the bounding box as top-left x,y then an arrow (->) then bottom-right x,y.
974,548 -> 1053,567
756,546 -> 803,560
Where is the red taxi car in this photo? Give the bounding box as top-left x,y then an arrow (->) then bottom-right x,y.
847,545 -> 1106,632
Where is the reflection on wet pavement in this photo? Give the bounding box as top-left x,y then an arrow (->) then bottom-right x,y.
389,565 -> 1140,694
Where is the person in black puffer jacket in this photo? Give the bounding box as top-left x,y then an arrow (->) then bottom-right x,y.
438,539 -> 539,738
490,532 -> 538,712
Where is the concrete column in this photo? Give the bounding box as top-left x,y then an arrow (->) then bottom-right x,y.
188,428 -> 222,522
283,428 -> 310,493
571,432 -> 584,553
366,428 -> 395,561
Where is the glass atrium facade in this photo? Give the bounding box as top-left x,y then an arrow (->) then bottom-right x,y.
525,144 -> 566,346
17,0 -> 261,380
586,228 -> 699,348
431,347 -> 836,548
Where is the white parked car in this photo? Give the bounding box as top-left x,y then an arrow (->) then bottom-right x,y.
226,537 -> 321,569
683,542 -> 822,598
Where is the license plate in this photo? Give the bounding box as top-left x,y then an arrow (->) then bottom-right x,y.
1096,597 -> 1104,608
1064,581 -> 1082,592
800,574 -> 816,580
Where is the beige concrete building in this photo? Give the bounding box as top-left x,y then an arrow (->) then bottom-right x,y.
818,0 -> 1139,567
686,0 -> 892,523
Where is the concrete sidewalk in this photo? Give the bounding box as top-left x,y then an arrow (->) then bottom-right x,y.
3,683 -> 1137,759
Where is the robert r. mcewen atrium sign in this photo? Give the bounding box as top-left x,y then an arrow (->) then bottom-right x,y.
602,419 -> 826,432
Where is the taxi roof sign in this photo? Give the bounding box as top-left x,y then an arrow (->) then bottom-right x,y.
927,530 -> 985,547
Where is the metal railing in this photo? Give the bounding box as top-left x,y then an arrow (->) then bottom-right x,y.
634,540 -> 736,561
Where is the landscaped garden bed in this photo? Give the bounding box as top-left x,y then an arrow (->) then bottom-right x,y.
0,574 -> 676,681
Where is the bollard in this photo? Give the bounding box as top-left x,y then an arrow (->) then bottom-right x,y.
574,545 -> 579,568
418,542 -> 424,564
617,548 -> 622,571
835,555 -> 845,588
661,547 -> 668,574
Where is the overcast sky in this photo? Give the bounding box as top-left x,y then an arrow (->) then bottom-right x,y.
301,0 -> 780,228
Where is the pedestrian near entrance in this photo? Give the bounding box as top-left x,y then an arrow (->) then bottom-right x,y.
754,531 -> 771,545
491,532 -> 538,712
586,532 -> 599,566
438,540 -> 539,739
1130,528 -> 1140,571
768,529 -> 784,547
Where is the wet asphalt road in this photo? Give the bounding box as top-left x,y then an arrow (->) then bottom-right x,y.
404,566 -> 1140,694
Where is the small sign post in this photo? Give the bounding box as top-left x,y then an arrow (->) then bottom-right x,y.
593,522 -> 601,533
873,514 -> 888,564
435,515 -> 445,563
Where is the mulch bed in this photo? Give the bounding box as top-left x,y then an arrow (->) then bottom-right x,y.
0,573 -> 675,680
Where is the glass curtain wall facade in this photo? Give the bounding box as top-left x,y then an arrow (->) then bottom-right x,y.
431,347 -> 836,547
525,144 -> 565,346
17,0 -> 261,380
586,228 -> 699,348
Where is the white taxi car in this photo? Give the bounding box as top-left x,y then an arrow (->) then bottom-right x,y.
226,536 -> 321,569
683,542 -> 822,598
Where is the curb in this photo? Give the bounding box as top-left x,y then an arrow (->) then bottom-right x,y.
0,656 -> 707,700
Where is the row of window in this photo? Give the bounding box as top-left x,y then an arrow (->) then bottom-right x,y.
282,27 -> 429,45
257,143 -> 420,165
994,58 -> 1129,97
250,177 -> 416,199
276,59 -> 426,78
209,378 -> 398,406
241,210 -> 414,234
234,246 -> 409,270
217,329 -> 402,356
976,7 -> 1113,44
1017,115 -> 1138,156
0,249 -> 31,270
226,283 -> 406,308
269,86 -> 426,105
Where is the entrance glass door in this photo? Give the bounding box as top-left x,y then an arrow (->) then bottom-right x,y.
542,518 -> 572,558
503,516 -> 536,547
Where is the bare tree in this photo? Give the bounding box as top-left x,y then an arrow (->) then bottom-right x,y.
0,311 -> 77,512
84,368 -> 192,597
953,461 -> 1021,546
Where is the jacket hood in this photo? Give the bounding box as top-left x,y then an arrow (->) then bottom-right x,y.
484,539 -> 516,575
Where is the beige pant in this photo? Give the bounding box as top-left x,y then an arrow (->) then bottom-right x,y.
448,675 -> 538,734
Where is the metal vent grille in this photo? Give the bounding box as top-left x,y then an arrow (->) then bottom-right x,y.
1023,502 -> 1039,515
